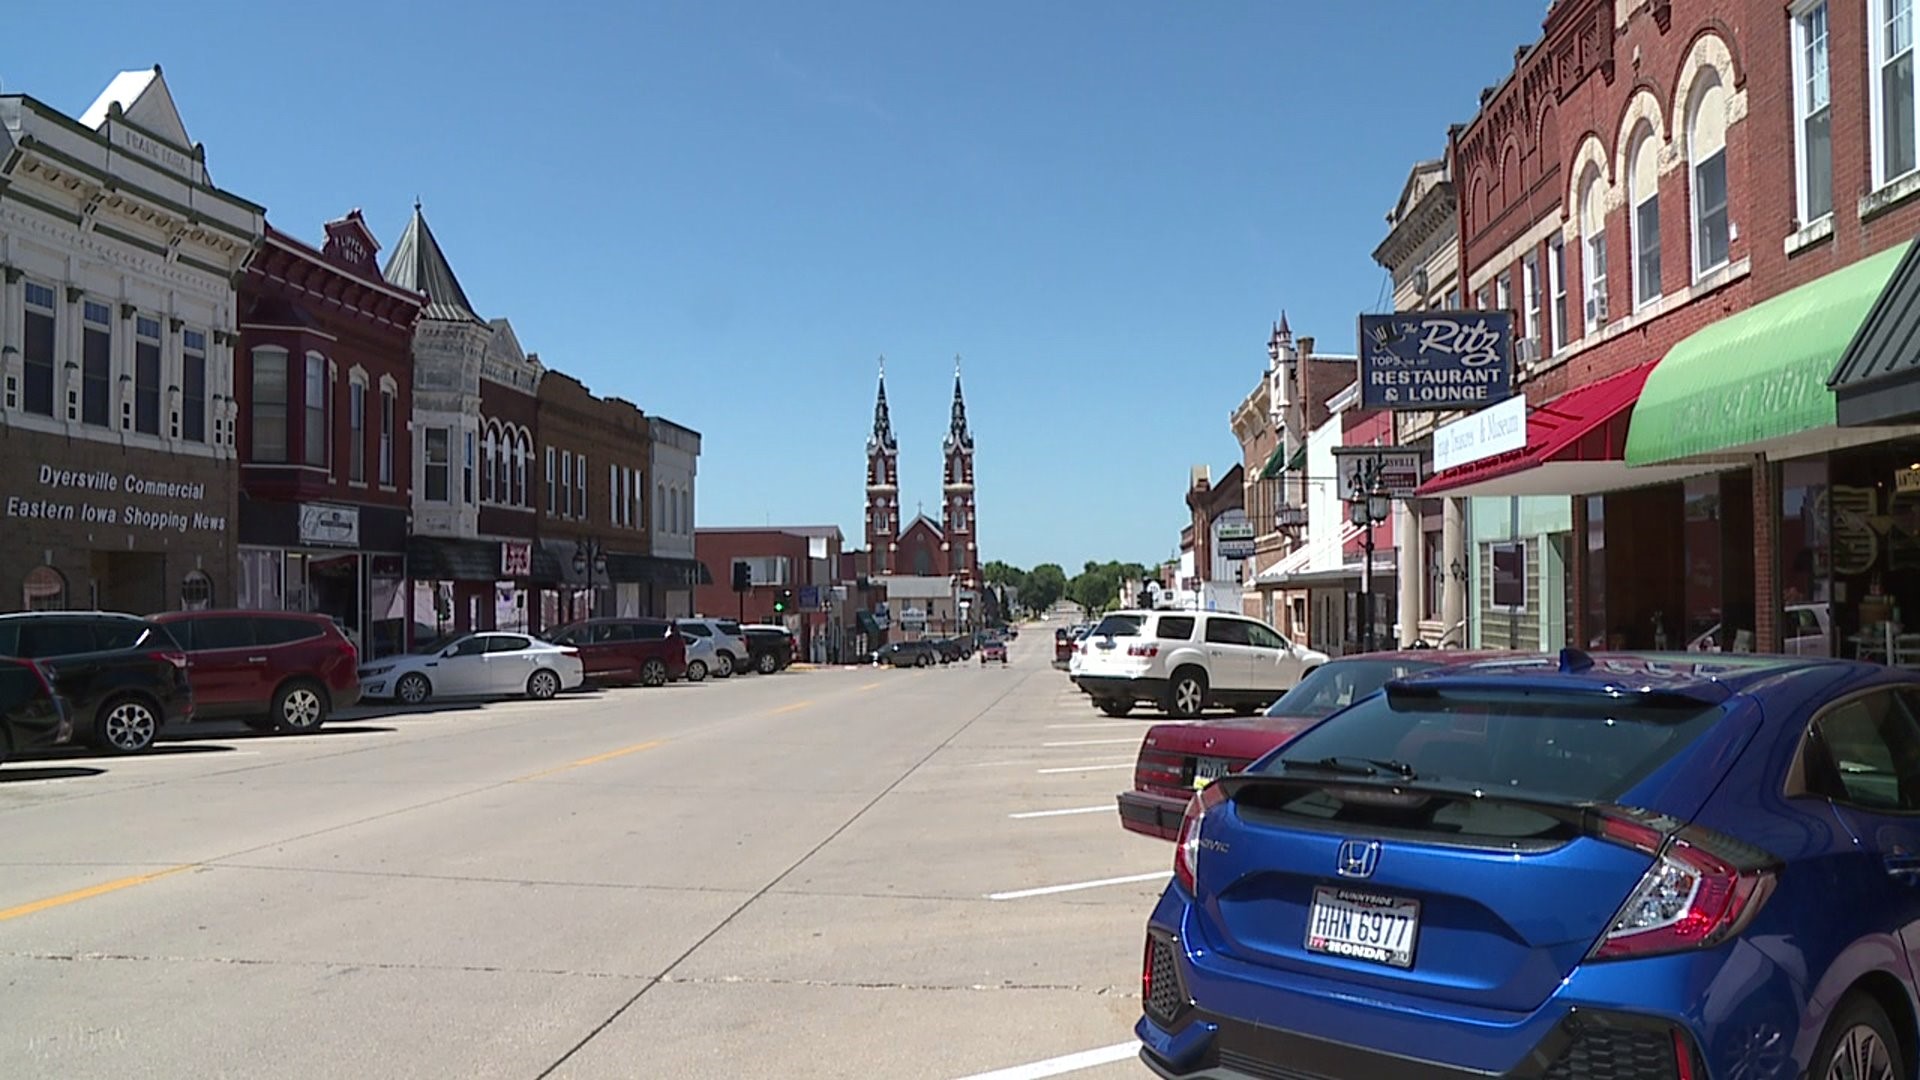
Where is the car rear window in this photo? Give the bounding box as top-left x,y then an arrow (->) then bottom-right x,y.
681,623 -> 712,638
1266,660 -> 1442,718
1092,614 -> 1144,638
1155,616 -> 1195,641
717,620 -> 742,635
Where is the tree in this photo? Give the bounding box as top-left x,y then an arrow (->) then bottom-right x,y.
1068,562 -> 1123,617
1024,563 -> 1068,613
982,560 -> 1026,592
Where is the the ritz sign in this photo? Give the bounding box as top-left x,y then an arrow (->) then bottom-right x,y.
1359,311 -> 1515,411
5,465 -> 226,534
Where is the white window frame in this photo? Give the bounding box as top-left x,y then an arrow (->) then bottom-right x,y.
463,430 -> 475,504
133,314 -> 162,437
378,388 -> 395,486
19,280 -> 57,417
610,463 -> 621,526
1871,0 -> 1919,190
1687,74 -> 1731,281
561,450 -> 573,518
1794,0 -> 1834,223
1547,236 -> 1568,354
547,448 -> 557,514
303,351 -> 329,470
250,346 -> 290,463
423,426 -> 451,503
1584,226 -> 1608,331
1629,131 -> 1662,310
181,328 -> 207,443
1521,252 -> 1542,361
348,378 -> 366,483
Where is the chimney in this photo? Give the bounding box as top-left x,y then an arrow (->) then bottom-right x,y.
1299,336 -> 1315,357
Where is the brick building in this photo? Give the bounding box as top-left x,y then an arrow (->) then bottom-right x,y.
694,525 -> 847,660
235,211 -> 424,658
534,371 -> 651,623
0,68 -> 262,613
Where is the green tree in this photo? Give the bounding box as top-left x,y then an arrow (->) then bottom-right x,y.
1024,563 -> 1068,613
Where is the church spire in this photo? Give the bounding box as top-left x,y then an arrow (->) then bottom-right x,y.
945,355 -> 972,451
868,356 -> 897,453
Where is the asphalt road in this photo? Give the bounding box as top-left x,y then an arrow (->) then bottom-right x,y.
0,621 -> 1167,1079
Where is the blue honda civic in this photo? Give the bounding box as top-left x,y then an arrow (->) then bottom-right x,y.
1138,650 -> 1920,1080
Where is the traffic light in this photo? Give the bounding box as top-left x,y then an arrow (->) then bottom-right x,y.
773,588 -> 793,614
732,562 -> 753,592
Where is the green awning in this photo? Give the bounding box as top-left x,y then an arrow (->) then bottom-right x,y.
1258,444 -> 1288,480
1625,241 -> 1910,465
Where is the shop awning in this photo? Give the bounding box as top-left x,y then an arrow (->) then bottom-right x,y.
1258,444 -> 1304,481
1626,241 -> 1911,465
406,536 -> 561,584
602,553 -> 713,587
1252,524 -> 1365,586
1416,363 -> 1717,497
1832,237 -> 1920,426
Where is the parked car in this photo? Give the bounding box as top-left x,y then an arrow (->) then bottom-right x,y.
1078,610 -> 1328,718
877,641 -> 938,668
0,657 -> 72,764
1688,601 -> 1832,656
1117,652 -> 1497,840
740,624 -> 797,673
151,610 -> 359,733
678,617 -> 750,679
546,618 -> 686,687
358,632 -> 584,704
979,639 -> 1008,665
1136,649 -> 1920,1080
1054,627 -> 1076,667
682,633 -> 721,682
925,637 -> 968,664
0,612 -> 191,754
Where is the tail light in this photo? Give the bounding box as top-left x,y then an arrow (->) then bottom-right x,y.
148,650 -> 189,671
560,646 -> 580,657
1128,643 -> 1159,658
1588,811 -> 1777,960
1173,782 -> 1229,893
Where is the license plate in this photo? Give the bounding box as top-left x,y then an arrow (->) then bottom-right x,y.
1305,886 -> 1419,969
1192,757 -> 1230,789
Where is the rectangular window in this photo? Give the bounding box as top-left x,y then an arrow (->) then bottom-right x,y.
562,451 -> 573,517
1521,253 -> 1541,361
82,301 -> 111,427
22,282 -> 55,417
303,354 -> 328,467
134,316 -> 161,435
349,383 -> 365,482
1634,198 -> 1662,307
379,389 -> 394,484
578,453 -> 588,518
463,431 -> 475,504
1694,150 -> 1729,273
634,469 -> 645,529
182,330 -> 207,443
1495,272 -> 1512,315
1875,0 -> 1918,186
424,428 -> 450,502
1547,237 -> 1568,353
547,448 -> 557,514
251,348 -> 289,462
1796,1 -> 1834,220
1475,287 -> 1490,310
610,464 -> 619,525
1585,230 -> 1608,328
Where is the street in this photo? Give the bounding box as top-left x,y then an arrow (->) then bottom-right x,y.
0,624 -> 1162,1079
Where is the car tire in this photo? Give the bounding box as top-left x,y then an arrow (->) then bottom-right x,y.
396,672 -> 432,706
527,669 -> 561,701
1812,993 -> 1904,1080
94,694 -> 160,754
640,659 -> 669,687
273,679 -> 328,733
687,659 -> 708,682
758,652 -> 779,674
1165,668 -> 1208,719
916,653 -> 932,668
715,653 -> 735,679
1098,699 -> 1133,717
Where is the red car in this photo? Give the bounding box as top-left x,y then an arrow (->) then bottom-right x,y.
152,611 -> 360,733
1116,651 -> 1499,839
547,618 -> 687,686
979,640 -> 1008,664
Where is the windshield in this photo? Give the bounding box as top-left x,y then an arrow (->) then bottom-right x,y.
413,633 -> 462,655
1091,614 -> 1144,638
1266,660 -> 1441,718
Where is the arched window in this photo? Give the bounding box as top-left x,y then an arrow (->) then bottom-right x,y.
1688,71 -> 1731,276
913,547 -> 933,576
22,565 -> 66,611
516,432 -> 529,507
181,571 -> 213,611
1579,167 -> 1608,330
483,424 -> 497,504
1628,126 -> 1662,309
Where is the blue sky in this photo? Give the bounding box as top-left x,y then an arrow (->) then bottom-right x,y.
3,1 -> 1547,571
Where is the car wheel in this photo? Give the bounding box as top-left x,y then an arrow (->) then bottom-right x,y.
687,659 -> 708,682
273,680 -> 328,733
396,672 -> 432,706
758,652 -> 779,674
640,659 -> 669,687
916,653 -> 932,668
1814,993 -> 1903,1080
1165,669 -> 1208,719
715,653 -> 735,679
527,669 -> 561,701
1098,699 -> 1133,717
95,694 -> 160,754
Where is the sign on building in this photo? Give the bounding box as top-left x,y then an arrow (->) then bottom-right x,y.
1216,521 -> 1257,560
1331,446 -> 1425,499
298,503 -> 361,547
1433,394 -> 1528,473
1358,311 -> 1514,410
501,541 -> 532,577
1273,505 -> 1309,529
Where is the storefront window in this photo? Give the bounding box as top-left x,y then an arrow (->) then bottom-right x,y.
1683,475 -> 1724,650
1780,459 -> 1832,657
1586,496 -> 1608,647
1424,530 -> 1443,621
1831,440 -> 1920,664
22,565 -> 65,611
238,549 -> 283,611
181,571 -> 213,611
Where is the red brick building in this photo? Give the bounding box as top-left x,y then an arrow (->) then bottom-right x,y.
236,211 -> 425,658
694,526 -> 847,660
535,372 -> 652,624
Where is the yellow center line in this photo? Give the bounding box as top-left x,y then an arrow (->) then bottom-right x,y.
516,739 -> 666,782
858,682 -> 884,691
768,700 -> 814,716
0,864 -> 195,924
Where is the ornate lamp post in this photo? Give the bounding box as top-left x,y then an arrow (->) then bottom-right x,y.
572,539 -> 607,621
1346,458 -> 1393,654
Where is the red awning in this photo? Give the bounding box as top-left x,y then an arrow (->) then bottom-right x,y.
1417,362 -> 1664,498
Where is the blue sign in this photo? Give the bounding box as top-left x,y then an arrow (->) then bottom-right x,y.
799,585 -> 821,611
1358,311 -> 1514,411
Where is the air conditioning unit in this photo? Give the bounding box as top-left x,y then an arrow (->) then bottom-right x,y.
1584,292 -> 1609,326
1515,338 -> 1540,366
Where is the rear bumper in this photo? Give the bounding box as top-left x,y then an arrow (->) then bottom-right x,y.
1078,675 -> 1168,702
1118,789 -> 1185,840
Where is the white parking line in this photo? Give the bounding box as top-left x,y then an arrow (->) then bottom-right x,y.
1044,720 -> 1193,729
1036,762 -> 1131,774
1041,738 -> 1138,747
1007,805 -> 1112,819
987,871 -> 1171,900
950,1041 -> 1142,1079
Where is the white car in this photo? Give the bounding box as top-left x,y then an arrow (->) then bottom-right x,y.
1686,602 -> 1831,656
1074,609 -> 1329,719
358,632 -> 585,705
681,633 -> 725,682
676,617 -> 749,679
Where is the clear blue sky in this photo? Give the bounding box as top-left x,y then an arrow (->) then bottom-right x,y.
3,1 -> 1547,572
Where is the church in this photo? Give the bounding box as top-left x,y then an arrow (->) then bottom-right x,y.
864,360 -> 979,588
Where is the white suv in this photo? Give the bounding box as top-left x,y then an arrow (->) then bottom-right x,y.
677,617 -> 749,679
1074,609 -> 1328,718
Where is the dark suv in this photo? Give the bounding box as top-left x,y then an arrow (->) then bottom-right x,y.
547,619 -> 687,686
151,611 -> 360,733
0,658 -> 72,764
0,613 -> 192,754
740,625 -> 796,674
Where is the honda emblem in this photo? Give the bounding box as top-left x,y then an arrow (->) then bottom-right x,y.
1336,840 -> 1381,879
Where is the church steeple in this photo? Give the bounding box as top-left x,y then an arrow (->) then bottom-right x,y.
944,356 -> 972,453
864,357 -> 899,573
942,355 -> 977,585
868,356 -> 897,454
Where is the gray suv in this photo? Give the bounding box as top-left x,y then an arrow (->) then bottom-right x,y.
676,617 -> 749,679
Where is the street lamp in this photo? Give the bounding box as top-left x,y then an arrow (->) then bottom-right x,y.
571,539 -> 608,620
1346,457 -> 1393,654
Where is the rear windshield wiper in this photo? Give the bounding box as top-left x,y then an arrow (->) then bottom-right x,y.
1279,755 -> 1418,780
